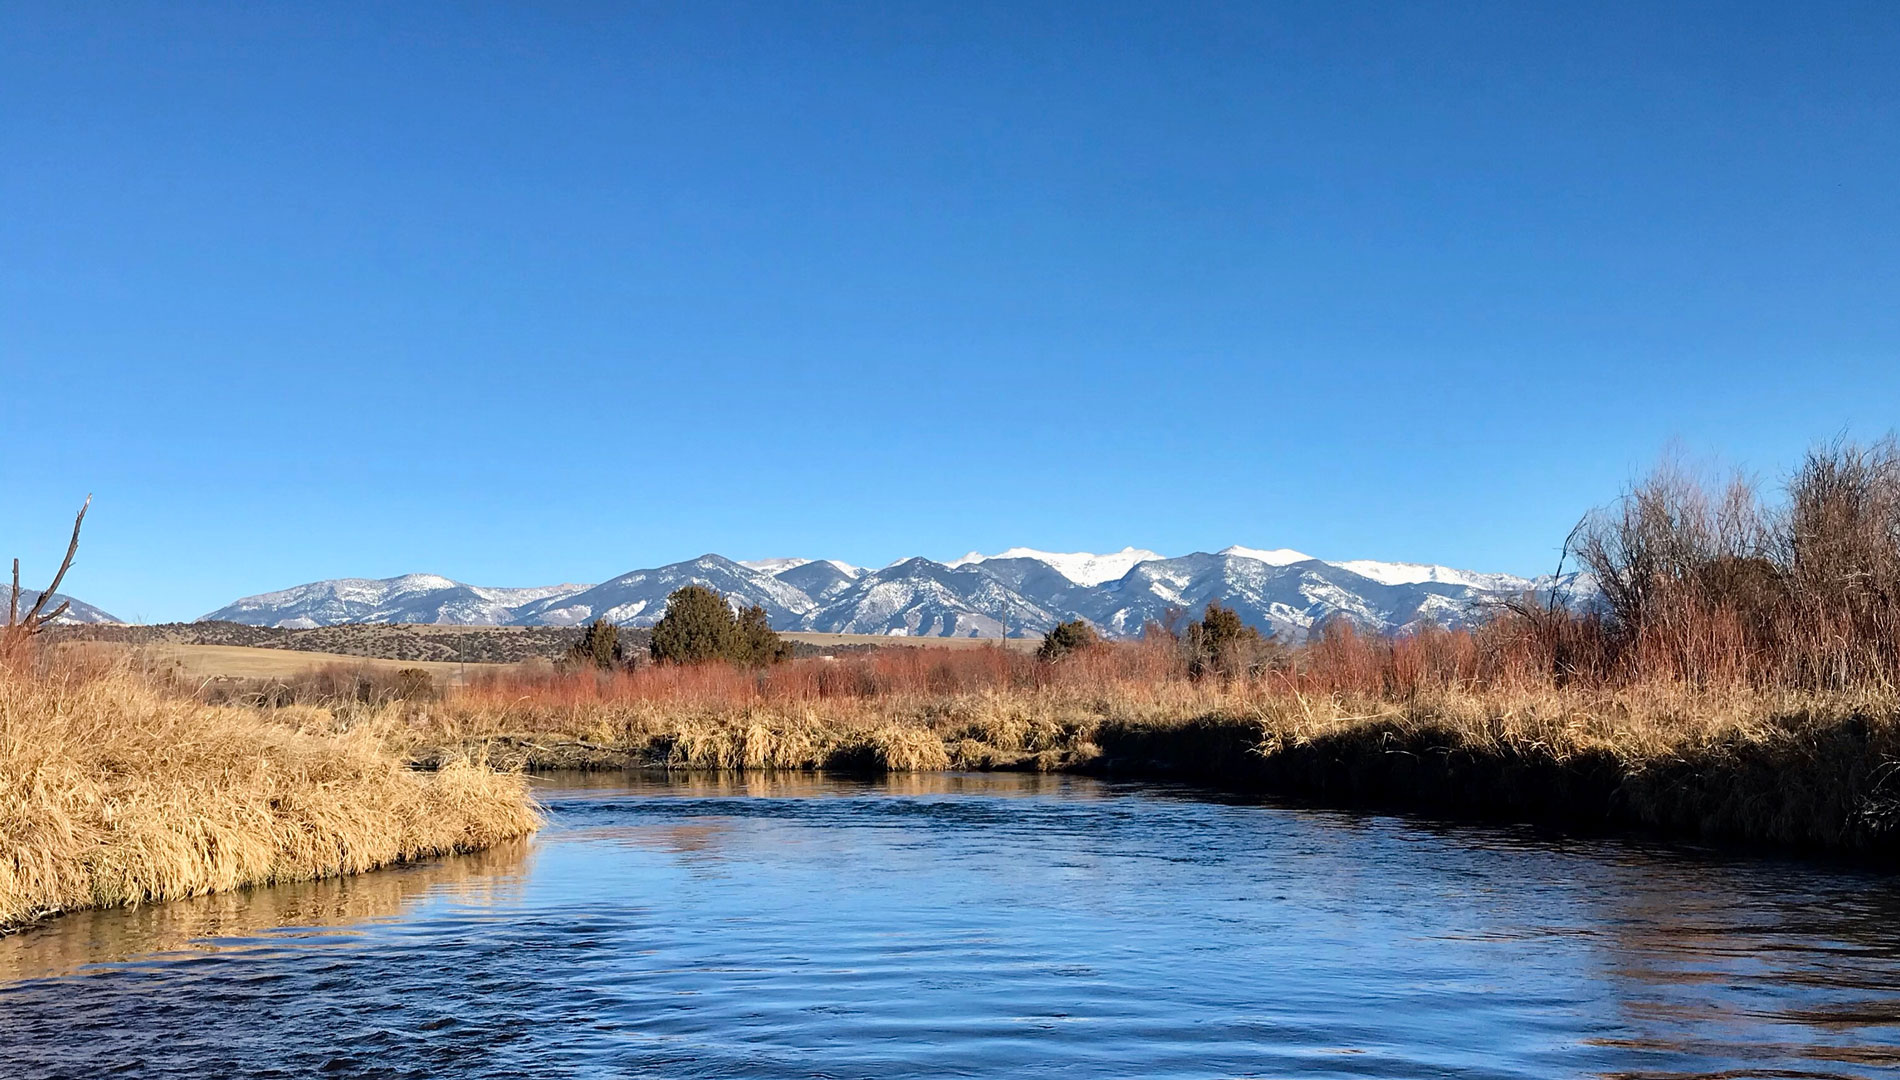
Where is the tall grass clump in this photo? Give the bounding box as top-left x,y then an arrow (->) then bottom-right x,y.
0,652 -> 540,931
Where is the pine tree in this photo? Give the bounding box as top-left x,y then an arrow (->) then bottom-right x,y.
1037,619 -> 1100,661
734,603 -> 794,666
1186,601 -> 1266,678
649,585 -> 737,664
650,586 -> 793,666
567,618 -> 623,670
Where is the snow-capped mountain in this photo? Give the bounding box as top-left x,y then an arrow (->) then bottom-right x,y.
800,557 -> 1067,637
1074,553 -> 1530,639
946,547 -> 1162,587
6,588 -> 119,625
508,555 -> 818,628
774,559 -> 864,603
199,547 -> 1559,638
199,574 -> 589,629
1217,545 -> 1315,566
1326,559 -> 1532,592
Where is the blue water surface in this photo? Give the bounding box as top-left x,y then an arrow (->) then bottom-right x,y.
3,771 -> 1899,1079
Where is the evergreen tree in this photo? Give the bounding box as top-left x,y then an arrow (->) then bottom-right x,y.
1186,600 -> 1266,678
649,585 -> 737,664
733,603 -> 794,666
649,587 -> 794,666
1037,619 -> 1100,661
567,618 -> 623,670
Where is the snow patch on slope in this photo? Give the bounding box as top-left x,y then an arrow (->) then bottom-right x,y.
1331,559 -> 1531,592
739,557 -> 813,575
742,557 -> 864,577
1219,545 -> 1314,566
948,547 -> 1164,586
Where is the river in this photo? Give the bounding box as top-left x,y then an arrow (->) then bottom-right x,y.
3,772 -> 1899,1078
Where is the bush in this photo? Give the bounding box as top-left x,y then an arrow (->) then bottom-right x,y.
1037,619 -> 1100,661
394,667 -> 437,700
1185,601 -> 1274,679
566,619 -> 623,671
649,585 -> 791,667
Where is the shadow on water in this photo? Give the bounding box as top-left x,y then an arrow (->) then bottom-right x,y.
4,771 -> 1900,1079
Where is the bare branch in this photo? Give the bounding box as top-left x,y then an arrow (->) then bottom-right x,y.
17,495 -> 90,631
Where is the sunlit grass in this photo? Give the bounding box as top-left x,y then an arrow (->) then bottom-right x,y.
0,652 -> 539,931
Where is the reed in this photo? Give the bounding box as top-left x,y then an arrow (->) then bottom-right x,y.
0,654 -> 539,931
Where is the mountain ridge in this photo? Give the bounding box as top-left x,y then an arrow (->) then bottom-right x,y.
197,547 -> 1567,640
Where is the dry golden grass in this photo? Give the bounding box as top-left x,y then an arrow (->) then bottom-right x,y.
61,640 -> 504,683
398,662 -> 1900,852
0,658 -> 540,931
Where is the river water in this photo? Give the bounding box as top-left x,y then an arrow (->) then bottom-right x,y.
4,772 -> 1900,1079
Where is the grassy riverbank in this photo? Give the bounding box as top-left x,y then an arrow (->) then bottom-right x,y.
0,658 -> 539,931
373,647 -> 1900,854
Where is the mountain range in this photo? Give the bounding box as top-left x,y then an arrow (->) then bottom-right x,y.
197,547 -> 1569,640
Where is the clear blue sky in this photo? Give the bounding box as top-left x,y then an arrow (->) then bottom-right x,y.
4,2 -> 1898,622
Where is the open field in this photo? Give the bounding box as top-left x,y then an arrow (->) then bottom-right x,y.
53,641 -> 508,684
50,622 -> 592,665
138,643 -> 504,682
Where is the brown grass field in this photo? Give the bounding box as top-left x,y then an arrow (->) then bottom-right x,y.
118,642 -> 505,682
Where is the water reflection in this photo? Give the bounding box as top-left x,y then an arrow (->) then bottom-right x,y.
538,767 -> 1088,800
2,772 -> 1899,1080
0,840 -> 534,983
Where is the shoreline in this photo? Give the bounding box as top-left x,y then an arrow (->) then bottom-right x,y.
408,694 -> 1900,858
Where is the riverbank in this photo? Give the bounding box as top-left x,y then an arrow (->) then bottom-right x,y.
397,676 -> 1900,855
0,662 -> 540,932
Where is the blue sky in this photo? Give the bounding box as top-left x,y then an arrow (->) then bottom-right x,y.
4,2 -> 1898,622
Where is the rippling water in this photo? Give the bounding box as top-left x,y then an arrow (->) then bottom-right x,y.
5,772 -> 1900,1078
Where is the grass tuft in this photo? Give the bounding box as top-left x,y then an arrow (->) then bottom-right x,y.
0,655 -> 539,931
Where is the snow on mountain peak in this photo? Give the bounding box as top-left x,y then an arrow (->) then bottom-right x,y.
1330,559 -> 1532,591
1219,546 -> 1314,567
739,557 -> 813,574
387,573 -> 460,592
741,557 -> 866,579
949,547 -> 1164,587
